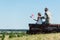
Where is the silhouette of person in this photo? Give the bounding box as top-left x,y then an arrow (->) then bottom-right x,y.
44,8 -> 52,24
36,12 -> 42,24
30,12 -> 43,24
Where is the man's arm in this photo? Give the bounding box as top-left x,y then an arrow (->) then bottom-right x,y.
41,16 -> 45,19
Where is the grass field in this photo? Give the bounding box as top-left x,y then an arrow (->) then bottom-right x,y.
1,33 -> 60,40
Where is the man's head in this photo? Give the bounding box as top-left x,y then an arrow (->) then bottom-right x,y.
45,8 -> 48,12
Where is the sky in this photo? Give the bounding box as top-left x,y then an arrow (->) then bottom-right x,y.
0,0 -> 60,29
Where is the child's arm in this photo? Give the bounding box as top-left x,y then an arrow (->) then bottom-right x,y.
33,19 -> 38,21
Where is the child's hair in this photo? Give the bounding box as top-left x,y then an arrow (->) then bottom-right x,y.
38,12 -> 41,16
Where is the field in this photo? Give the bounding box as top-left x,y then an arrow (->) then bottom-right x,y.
0,32 -> 60,40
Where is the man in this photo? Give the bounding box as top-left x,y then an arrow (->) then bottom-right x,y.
44,8 -> 52,24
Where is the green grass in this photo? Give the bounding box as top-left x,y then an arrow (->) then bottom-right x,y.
3,33 -> 60,40
0,32 -> 60,40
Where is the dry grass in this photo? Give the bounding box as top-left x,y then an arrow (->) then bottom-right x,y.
1,33 -> 60,40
